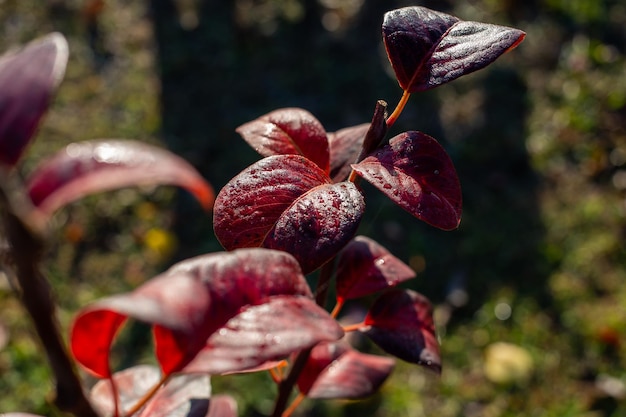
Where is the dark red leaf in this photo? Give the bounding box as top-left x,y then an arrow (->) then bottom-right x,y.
0,33 -> 68,168
328,123 -> 369,183
297,342 -> 395,399
70,248 -> 311,377
236,108 -> 330,173
213,155 -> 330,249
182,296 -> 344,375
351,131 -> 461,230
383,6 -> 525,92
214,155 -> 364,273
263,181 -> 365,274
27,140 -> 214,218
335,235 -> 416,301
207,395 -> 238,417
363,289 -> 440,373
297,342 -> 349,394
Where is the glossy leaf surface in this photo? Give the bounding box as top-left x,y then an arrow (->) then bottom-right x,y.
71,248 -> 311,377
263,181 -> 365,273
214,155 -> 364,273
328,123 -> 369,182
383,6 -> 525,92
335,235 -> 416,301
0,33 -> 68,167
214,155 -> 330,249
352,131 -> 461,230
182,296 -> 344,375
297,342 -> 395,399
236,108 -> 330,173
27,140 -> 214,217
363,289 -> 440,373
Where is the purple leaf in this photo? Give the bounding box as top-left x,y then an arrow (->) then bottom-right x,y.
182,296 -> 344,375
328,123 -> 369,183
214,155 -> 364,273
236,108 -> 330,173
0,33 -> 68,168
363,289 -> 440,373
351,131 -> 461,230
70,248 -> 311,377
213,155 -> 330,249
263,181 -> 365,274
26,140 -> 214,218
383,6 -> 525,92
297,341 -> 395,399
335,235 -> 416,301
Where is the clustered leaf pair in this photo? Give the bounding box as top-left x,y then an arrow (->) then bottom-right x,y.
0,6 -> 524,417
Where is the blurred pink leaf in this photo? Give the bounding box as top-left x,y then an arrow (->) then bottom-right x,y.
352,131 -> 461,230
328,123 -> 369,182
0,33 -> 68,168
90,365 -> 162,416
0,414 -> 46,417
335,235 -> 416,301
90,365 -> 213,417
363,289 -> 441,373
383,6 -> 525,92
139,372 -> 212,417
70,248 -> 311,377
297,341 -> 395,399
182,296 -> 344,375
236,108 -> 330,173
27,140 -> 214,218
207,395 -> 238,417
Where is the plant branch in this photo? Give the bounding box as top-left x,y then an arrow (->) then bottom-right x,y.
272,256 -> 339,417
0,176 -> 100,417
271,346 -> 311,417
348,100 -> 388,183
282,393 -> 306,417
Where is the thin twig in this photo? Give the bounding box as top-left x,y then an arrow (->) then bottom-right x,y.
1,176 -> 100,417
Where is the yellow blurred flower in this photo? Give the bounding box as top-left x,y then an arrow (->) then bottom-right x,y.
484,342 -> 534,386
143,227 -> 177,262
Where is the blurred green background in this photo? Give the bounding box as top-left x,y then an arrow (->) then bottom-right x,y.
1,0 -> 625,416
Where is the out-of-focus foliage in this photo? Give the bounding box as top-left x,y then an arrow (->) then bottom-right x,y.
1,0 -> 625,416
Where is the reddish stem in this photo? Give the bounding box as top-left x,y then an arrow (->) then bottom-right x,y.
282,393 -> 306,417
342,321 -> 366,333
330,298 -> 345,319
386,90 -> 411,128
124,373 -> 169,416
